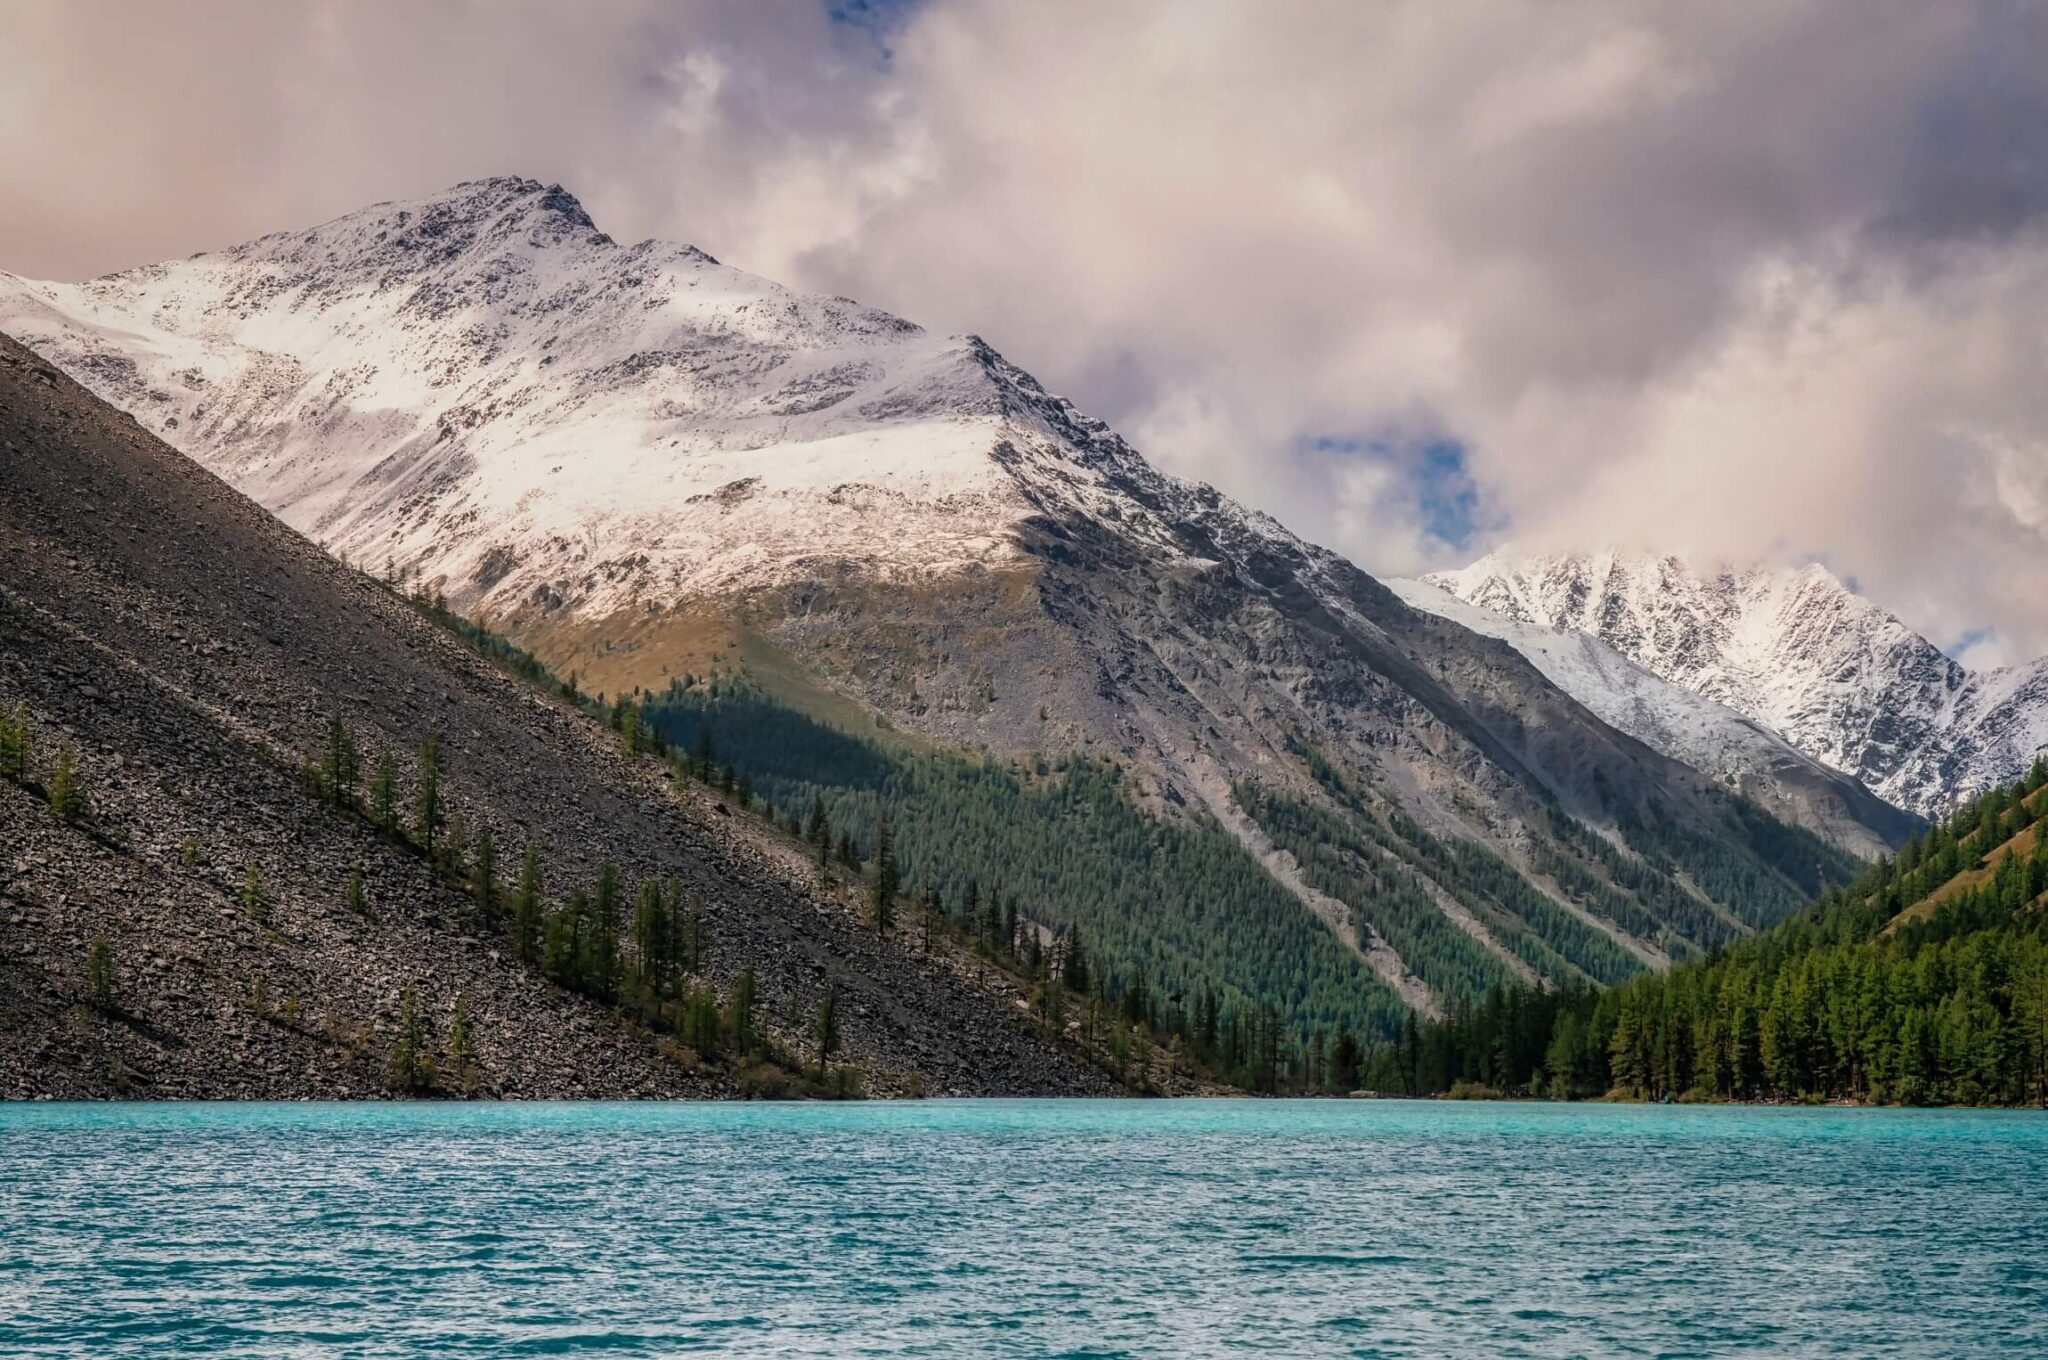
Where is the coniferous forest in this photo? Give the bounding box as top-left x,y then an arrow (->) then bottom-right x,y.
1384,763 -> 2048,1106
636,678 -> 1415,1058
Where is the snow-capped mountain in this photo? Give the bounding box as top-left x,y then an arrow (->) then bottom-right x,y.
1427,550 -> 2048,817
0,178 -> 1880,1005
0,179 -> 1040,614
1384,578 -> 1917,856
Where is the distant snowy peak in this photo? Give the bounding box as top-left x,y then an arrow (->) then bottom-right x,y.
1428,549 -> 2047,815
1385,577 -> 1916,855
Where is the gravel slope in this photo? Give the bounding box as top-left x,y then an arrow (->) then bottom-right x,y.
0,334 -> 1108,1099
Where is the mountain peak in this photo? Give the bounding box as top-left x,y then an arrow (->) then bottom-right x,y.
394,175 -> 597,229
215,175 -> 617,278
1430,546 -> 2046,814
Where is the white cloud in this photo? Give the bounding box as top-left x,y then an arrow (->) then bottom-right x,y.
3,0 -> 2045,660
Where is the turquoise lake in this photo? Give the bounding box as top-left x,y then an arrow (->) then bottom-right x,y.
2,1100 -> 2043,1357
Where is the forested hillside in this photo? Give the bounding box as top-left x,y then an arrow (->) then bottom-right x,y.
1388,762 -> 2048,1106
635,680 -> 1413,1051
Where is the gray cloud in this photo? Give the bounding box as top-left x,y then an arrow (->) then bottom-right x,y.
4,0 -> 2045,663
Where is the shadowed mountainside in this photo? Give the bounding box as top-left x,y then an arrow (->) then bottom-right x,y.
0,333 -> 1108,1099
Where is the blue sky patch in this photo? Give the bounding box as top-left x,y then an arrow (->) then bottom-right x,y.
826,0 -> 922,61
1304,434 -> 1488,558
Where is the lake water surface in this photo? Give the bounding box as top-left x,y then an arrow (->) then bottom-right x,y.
2,1099 -> 2043,1357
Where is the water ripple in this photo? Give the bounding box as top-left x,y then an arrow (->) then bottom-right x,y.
1,1100 -> 2043,1357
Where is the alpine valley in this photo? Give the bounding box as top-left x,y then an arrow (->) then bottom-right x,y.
8,177 -> 2009,1087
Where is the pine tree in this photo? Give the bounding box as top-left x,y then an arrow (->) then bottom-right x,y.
473,828 -> 498,928
631,877 -> 670,1004
815,981 -> 839,1080
547,889 -> 584,985
241,863 -> 269,924
448,995 -> 480,1097
807,793 -> 829,848
414,735 -> 444,855
371,754 -> 398,834
869,813 -> 898,936
322,712 -> 360,808
592,861 -> 621,1000
729,967 -> 758,1060
388,986 -> 433,1095
678,891 -> 710,976
1063,925 -> 1090,993
344,868 -> 368,915
46,746 -> 86,823
691,727 -> 715,782
440,813 -> 470,884
618,703 -> 642,756
661,882 -> 687,994
680,982 -> 722,1056
514,844 -> 544,963
85,935 -> 116,1013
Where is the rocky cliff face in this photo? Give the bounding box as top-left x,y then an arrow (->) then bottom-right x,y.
1,181 -> 1869,1006
0,334 -> 1108,1099
1429,550 -> 2048,817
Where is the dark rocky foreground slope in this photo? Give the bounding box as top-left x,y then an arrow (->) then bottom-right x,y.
0,334 -> 1108,1099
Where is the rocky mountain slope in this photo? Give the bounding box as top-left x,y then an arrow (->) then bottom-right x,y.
0,333 -> 1109,1099
1384,578 -> 1917,857
0,179 -> 1868,1012
1428,550 -> 2048,818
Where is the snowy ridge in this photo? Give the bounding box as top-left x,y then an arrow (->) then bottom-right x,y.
0,177 -> 1297,632
0,179 -> 1059,617
1428,550 -> 2048,816
1385,578 -> 1914,854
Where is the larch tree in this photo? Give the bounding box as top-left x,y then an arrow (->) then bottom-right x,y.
448,995 -> 480,1098
85,935 -> 117,1013
815,981 -> 839,1080
370,754 -> 399,835
323,712 -> 360,809
869,813 -> 898,937
514,844 -> 544,963
46,746 -> 86,824
414,735 -> 444,856
241,863 -> 269,924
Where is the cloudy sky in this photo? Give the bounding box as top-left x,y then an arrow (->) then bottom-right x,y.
5,0 -> 2046,664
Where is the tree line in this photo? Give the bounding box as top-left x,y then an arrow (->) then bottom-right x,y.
1386,761 -> 2048,1106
